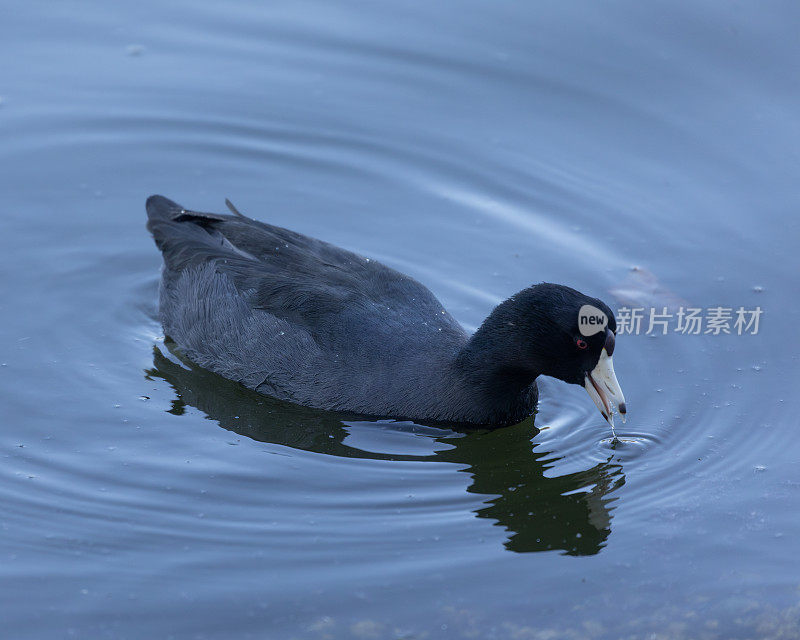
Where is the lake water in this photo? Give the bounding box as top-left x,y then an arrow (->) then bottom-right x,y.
2,1 -> 799,638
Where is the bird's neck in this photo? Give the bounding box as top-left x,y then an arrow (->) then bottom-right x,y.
445,314 -> 541,426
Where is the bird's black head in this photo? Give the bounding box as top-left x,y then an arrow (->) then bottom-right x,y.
467,283 -> 626,425
513,283 -> 613,381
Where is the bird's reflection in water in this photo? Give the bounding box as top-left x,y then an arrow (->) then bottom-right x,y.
146,342 -> 625,556
436,423 -> 624,555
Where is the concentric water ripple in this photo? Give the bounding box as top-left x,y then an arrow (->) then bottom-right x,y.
3,92 -> 790,564
2,1 -> 800,638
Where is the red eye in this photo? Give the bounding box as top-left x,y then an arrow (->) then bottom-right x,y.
576,338 -> 587,350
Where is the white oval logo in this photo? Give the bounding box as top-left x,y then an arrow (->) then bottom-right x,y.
578,304 -> 608,336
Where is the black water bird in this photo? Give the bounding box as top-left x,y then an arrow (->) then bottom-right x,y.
146,195 -> 626,427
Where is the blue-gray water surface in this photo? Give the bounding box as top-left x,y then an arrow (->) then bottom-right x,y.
2,1 -> 799,638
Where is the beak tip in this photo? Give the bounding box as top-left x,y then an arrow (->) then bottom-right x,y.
618,402 -> 626,415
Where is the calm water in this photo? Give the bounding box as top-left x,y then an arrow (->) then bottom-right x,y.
2,1 -> 799,638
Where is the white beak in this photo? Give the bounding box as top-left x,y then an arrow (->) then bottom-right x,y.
584,348 -> 626,426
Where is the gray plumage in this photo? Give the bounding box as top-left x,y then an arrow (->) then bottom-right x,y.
146,195 -> 614,427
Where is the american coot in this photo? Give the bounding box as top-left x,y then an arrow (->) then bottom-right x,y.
146,195 -> 626,428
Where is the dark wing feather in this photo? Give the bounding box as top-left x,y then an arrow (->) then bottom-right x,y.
146,195 -> 449,330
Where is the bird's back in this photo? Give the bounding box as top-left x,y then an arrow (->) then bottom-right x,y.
146,196 -> 468,417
